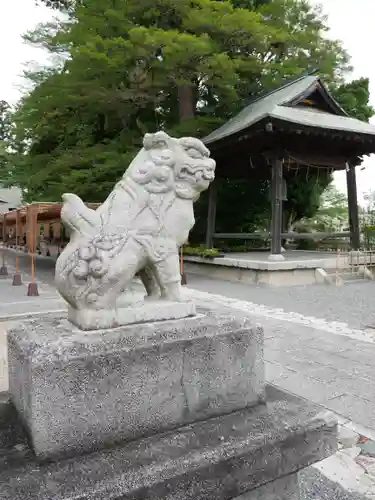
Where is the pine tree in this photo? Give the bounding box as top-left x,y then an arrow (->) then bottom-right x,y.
9,0 -> 370,237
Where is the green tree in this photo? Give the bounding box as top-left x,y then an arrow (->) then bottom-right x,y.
12,0 -> 373,246
0,101 -> 12,179
360,190 -> 375,248
35,0 -> 78,11
0,101 -> 11,141
332,77 -> 374,123
282,170 -> 331,232
9,0 -> 352,205
297,184 -> 348,232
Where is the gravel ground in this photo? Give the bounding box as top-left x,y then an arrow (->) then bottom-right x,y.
300,468 -> 369,500
186,273 -> 375,330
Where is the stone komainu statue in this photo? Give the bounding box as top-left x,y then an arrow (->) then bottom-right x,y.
55,131 -> 216,312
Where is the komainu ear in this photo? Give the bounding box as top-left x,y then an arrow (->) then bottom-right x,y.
143,131 -> 171,151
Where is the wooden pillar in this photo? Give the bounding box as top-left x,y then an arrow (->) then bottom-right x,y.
346,164 -> 360,250
26,204 -> 39,295
53,222 -> 61,240
15,210 -> 21,246
26,205 -> 38,254
21,222 -> 26,245
0,214 -> 7,275
269,158 -> 285,261
205,178 -> 218,249
2,213 -> 7,243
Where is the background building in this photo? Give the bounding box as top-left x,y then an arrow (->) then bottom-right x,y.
0,186 -> 22,214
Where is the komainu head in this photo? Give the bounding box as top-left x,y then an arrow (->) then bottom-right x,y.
127,131 -> 216,199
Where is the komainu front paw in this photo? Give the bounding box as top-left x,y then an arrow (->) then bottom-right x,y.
160,282 -> 183,302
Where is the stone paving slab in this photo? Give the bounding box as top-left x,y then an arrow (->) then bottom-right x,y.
0,279 -> 65,321
177,289 -> 375,436
327,395 -> 375,431
311,425 -> 375,498
0,322 -> 8,393
186,272 -> 375,331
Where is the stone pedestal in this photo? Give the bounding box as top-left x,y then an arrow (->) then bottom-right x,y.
8,310 -> 264,459
3,307 -> 337,499
0,385 -> 336,499
68,297 -> 196,330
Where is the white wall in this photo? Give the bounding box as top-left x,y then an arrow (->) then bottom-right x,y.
0,186 -> 22,213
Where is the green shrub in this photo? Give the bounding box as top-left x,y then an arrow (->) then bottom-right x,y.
296,239 -> 318,250
183,245 -> 221,259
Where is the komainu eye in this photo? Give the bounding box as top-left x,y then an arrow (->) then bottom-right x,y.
151,140 -> 167,150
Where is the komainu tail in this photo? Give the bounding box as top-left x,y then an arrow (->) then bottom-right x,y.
61,193 -> 100,236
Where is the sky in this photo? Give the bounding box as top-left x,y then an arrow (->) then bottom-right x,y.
315,0 -> 375,204
1,0 -> 375,203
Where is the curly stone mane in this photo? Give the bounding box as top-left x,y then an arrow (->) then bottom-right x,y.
55,131 -> 215,314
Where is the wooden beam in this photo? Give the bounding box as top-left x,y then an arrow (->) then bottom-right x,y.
283,151 -> 347,168
213,233 -> 268,240
213,232 -> 351,240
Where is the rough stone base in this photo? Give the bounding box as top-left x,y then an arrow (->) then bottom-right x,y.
183,260 -> 320,286
234,474 -> 300,499
12,273 -> 22,286
26,282 -> 39,297
68,298 -> 196,330
0,386 -> 337,499
8,309 -> 264,459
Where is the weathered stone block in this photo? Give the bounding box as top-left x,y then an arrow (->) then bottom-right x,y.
8,309 -> 264,459
68,295 -> 196,330
234,474 -> 300,499
0,386 -> 337,499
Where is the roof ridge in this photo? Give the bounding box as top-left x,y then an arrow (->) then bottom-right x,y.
243,69 -> 319,109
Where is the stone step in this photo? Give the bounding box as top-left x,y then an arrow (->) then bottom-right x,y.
325,270 -> 369,279
324,269 -> 372,285
341,272 -> 368,281
343,278 -> 371,284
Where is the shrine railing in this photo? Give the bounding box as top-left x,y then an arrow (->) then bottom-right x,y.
212,232 -> 351,240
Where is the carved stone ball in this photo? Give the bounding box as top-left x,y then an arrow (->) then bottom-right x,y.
86,292 -> 98,304
79,246 -> 96,261
89,259 -> 107,278
73,260 -> 89,279
153,166 -> 171,182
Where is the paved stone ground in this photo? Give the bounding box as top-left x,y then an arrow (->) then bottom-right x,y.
183,288 -> 375,435
7,247 -> 375,329
0,322 -> 8,393
0,280 -> 64,320
186,273 -> 375,331
2,248 -> 375,497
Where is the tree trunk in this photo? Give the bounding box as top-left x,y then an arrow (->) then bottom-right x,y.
177,84 -> 195,120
